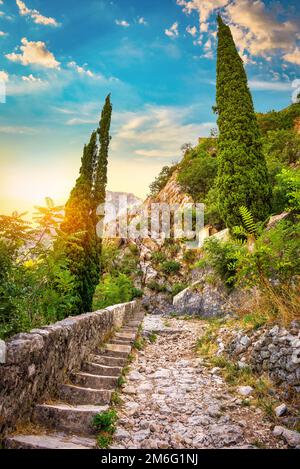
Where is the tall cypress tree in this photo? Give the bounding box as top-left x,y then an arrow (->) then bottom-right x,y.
61,131 -> 98,314
216,16 -> 271,229
61,95 -> 112,315
93,94 -> 112,262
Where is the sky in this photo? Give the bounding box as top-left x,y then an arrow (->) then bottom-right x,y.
0,0 -> 299,215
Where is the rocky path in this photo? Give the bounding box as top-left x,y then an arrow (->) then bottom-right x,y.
112,315 -> 287,449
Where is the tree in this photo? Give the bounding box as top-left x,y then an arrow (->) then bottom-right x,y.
61,132 -> 98,314
216,16 -> 271,229
93,94 -> 112,262
60,95 -> 113,315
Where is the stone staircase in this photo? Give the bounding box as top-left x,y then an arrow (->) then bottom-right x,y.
5,312 -> 144,449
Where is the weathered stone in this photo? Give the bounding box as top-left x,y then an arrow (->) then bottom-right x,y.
275,404 -> 288,417
273,426 -> 300,447
237,386 -> 254,397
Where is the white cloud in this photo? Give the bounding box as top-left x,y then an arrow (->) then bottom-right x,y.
0,70 -> 9,82
178,0 -> 228,32
6,38 -> 60,69
186,25 -> 197,37
0,126 -> 36,134
248,79 -> 291,91
0,31 -> 7,37
16,0 -> 58,27
283,48 -> 300,66
138,17 -> 147,25
165,22 -> 179,38
111,105 -> 215,162
22,73 -> 42,82
67,61 -> 94,78
177,0 -> 300,65
115,19 -> 130,27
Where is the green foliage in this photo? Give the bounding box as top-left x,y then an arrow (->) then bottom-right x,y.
61,95 -> 112,316
148,332 -> 158,343
236,218 -> 300,288
149,165 -> 177,197
182,249 -> 197,265
160,260 -> 181,275
216,16 -> 271,229
133,337 -> 145,351
132,287 -> 143,299
171,282 -> 187,297
177,142 -> 218,202
93,273 -> 135,310
93,409 -> 117,449
0,203 -> 79,339
92,409 -> 117,433
151,251 -> 167,264
203,237 -> 243,289
257,103 -> 300,135
262,129 -> 300,166
272,168 -> 300,213
146,280 -> 167,293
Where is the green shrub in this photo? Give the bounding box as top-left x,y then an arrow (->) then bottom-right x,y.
272,168 -> 300,213
151,251 -> 167,264
182,250 -> 197,265
93,273 -> 134,310
132,287 -> 143,299
147,281 -> 167,293
160,260 -> 181,275
93,409 -> 118,449
93,409 -> 117,432
171,283 -> 187,297
203,238 -> 243,289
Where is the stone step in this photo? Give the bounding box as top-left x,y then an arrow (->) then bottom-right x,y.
126,321 -> 141,327
83,362 -> 122,377
89,354 -> 127,368
5,433 -> 96,449
58,384 -> 112,405
72,372 -> 118,390
115,332 -> 136,340
110,338 -> 132,345
103,344 -> 131,358
33,403 -> 108,435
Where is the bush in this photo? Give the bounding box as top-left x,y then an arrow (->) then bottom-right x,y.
93,273 -> 135,310
177,139 -> 217,202
151,251 -> 167,264
147,281 -> 167,293
160,260 -> 181,275
182,249 -> 197,265
272,168 -> 300,213
0,207 -> 79,340
171,283 -> 187,297
203,238 -> 243,289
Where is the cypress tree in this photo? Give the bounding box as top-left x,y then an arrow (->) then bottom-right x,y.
93,94 -> 112,262
60,95 -> 112,315
61,131 -> 98,314
216,15 -> 271,229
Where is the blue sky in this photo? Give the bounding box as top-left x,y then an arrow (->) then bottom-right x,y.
0,0 -> 299,213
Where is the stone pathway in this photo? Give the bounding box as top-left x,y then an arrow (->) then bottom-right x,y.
5,311 -> 145,449
112,315 -> 287,449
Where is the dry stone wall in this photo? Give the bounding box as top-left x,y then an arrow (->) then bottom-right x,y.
0,301 -> 139,436
218,322 -> 300,391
